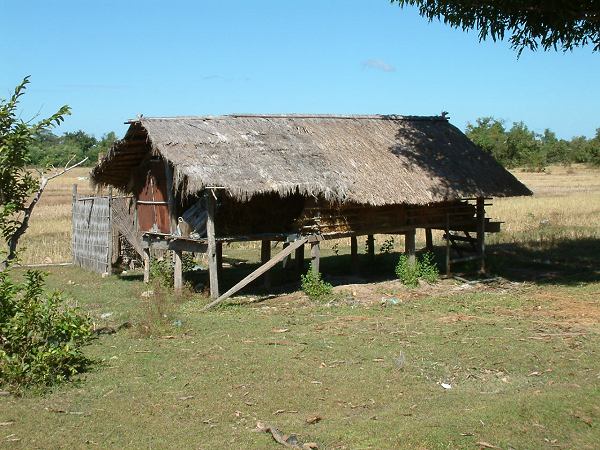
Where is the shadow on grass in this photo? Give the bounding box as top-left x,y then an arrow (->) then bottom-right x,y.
485,237 -> 600,285
177,252 -> 402,298
117,237 -> 600,297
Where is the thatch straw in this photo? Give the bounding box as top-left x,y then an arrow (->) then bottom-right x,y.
91,114 -> 531,205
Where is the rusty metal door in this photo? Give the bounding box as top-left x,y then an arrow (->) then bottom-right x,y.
136,160 -> 171,233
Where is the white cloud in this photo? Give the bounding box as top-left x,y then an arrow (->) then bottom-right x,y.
362,59 -> 396,73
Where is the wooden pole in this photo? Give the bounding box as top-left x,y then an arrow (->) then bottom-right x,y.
163,160 -> 177,234
216,241 -> 223,280
206,190 -> 219,299
311,241 -> 320,274
295,243 -> 305,276
261,240 -> 272,289
107,188 -> 113,272
72,184 -> 77,266
174,250 -> 183,292
143,248 -> 150,283
445,214 -> 451,277
350,236 -> 359,274
425,228 -> 433,252
281,242 -> 290,268
476,197 -> 486,273
405,229 -> 416,265
367,235 -> 375,262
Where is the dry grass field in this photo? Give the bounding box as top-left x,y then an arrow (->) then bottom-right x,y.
14,164 -> 600,265
17,168 -> 94,265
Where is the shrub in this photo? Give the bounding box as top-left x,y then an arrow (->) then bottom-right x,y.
0,269 -> 94,392
301,265 -> 333,300
418,252 -> 440,283
395,254 -> 420,287
149,252 -> 196,288
395,252 -> 439,287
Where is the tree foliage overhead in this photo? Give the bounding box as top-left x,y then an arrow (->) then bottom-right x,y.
1,77 -> 91,267
391,1 -> 600,54
0,77 -> 70,247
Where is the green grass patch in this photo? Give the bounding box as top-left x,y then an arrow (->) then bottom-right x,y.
0,265 -> 599,448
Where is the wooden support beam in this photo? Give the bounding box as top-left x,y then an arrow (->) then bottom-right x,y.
202,237 -> 308,311
295,244 -> 305,276
206,190 -> 219,299
367,235 -> 375,262
72,184 -> 77,265
107,188 -> 113,270
425,228 -> 433,252
476,197 -> 486,273
163,160 -> 177,234
310,241 -> 320,274
405,229 -> 416,265
143,248 -> 150,283
445,215 -> 451,277
281,242 -> 290,268
261,240 -> 272,289
216,241 -> 223,280
174,249 -> 183,292
350,236 -> 359,274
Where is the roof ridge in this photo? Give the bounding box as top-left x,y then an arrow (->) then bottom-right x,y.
128,114 -> 448,123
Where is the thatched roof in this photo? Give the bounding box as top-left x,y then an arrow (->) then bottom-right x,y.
91,114 -> 531,205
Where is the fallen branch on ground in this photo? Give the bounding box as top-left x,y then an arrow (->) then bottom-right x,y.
254,421 -> 318,449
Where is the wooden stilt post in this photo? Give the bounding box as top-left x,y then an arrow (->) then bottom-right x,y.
163,160 -> 180,290
295,244 -> 305,276
174,250 -> 183,292
206,190 -> 219,299
281,242 -> 290,268
216,241 -> 223,280
143,247 -> 150,283
367,234 -> 375,262
72,184 -> 78,266
350,236 -> 359,274
107,188 -> 113,272
445,214 -> 451,277
405,229 -> 416,265
476,197 -> 486,273
425,228 -> 433,252
311,241 -> 320,274
261,240 -> 272,289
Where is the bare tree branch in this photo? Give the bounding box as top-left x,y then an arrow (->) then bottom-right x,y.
1,157 -> 88,271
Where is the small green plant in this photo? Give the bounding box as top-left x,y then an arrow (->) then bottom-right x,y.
301,265 -> 333,300
395,254 -> 420,287
418,252 -> 439,283
395,252 -> 439,287
0,269 -> 94,392
149,252 -> 196,288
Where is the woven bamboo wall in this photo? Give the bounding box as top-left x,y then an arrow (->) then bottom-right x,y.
111,196 -> 143,257
72,195 -> 112,273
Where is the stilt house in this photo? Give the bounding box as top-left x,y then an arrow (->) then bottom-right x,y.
90,114 -> 531,304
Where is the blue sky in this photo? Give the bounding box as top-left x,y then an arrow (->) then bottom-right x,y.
2,0 -> 599,139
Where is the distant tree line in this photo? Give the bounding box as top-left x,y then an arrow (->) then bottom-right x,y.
25,119 -> 600,171
466,117 -> 600,171
28,130 -> 117,167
